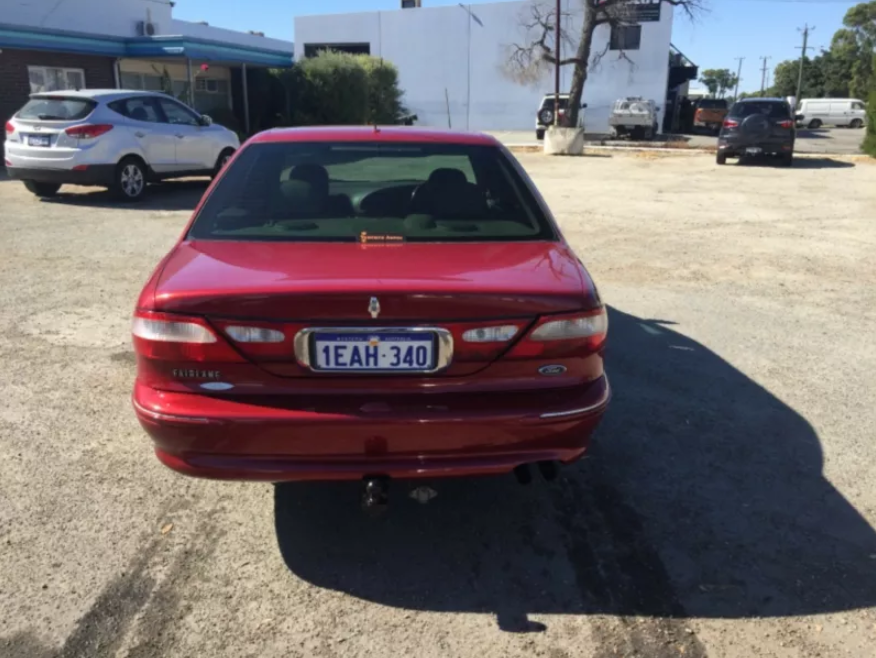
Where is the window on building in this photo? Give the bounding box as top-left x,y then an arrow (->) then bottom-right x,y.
28,66 -> 86,93
304,43 -> 371,58
609,25 -> 642,51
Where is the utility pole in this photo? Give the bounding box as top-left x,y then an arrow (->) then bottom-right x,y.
733,57 -> 744,101
795,25 -> 814,107
760,56 -> 771,96
554,0 -> 561,126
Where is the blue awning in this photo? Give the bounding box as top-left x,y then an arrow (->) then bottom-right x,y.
0,23 -> 293,67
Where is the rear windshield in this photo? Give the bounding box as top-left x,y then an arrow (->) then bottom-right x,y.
730,101 -> 791,119
17,96 -> 96,121
696,99 -> 727,110
541,97 -> 570,110
188,142 -> 556,243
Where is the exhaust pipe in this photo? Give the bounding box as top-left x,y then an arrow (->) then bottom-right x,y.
538,461 -> 559,481
514,464 -> 533,485
361,476 -> 390,514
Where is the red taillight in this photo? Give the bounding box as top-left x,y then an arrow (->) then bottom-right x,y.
507,308 -> 608,359
132,311 -> 244,363
65,124 -> 113,139
777,120 -> 794,129
5,121 -> 14,134
723,118 -> 739,129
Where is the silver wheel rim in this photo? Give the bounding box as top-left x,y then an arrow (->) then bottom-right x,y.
120,164 -> 144,197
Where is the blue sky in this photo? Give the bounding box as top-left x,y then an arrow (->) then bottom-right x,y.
174,0 -> 863,93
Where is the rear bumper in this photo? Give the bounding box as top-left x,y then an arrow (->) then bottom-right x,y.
6,165 -> 115,186
718,139 -> 794,156
133,376 -> 610,482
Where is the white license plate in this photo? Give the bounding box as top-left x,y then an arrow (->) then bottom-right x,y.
745,147 -> 762,155
312,332 -> 436,372
27,135 -> 51,147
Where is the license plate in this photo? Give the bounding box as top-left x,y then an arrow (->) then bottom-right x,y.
27,135 -> 50,147
312,332 -> 436,372
745,147 -> 762,155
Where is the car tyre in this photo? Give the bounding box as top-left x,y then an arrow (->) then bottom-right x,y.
536,129 -> 545,141
716,153 -> 727,166
808,119 -> 822,130
112,157 -> 148,202
212,148 -> 236,179
850,119 -> 864,129
780,153 -> 794,168
23,181 -> 61,198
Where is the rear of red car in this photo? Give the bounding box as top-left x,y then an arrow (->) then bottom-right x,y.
132,128 -> 609,484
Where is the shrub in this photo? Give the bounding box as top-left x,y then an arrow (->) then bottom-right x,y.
864,90 -> 876,157
270,51 -> 408,127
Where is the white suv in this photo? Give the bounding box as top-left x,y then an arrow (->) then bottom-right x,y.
535,93 -> 586,141
4,89 -> 240,201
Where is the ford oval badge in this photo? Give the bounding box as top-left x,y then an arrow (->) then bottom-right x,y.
539,365 -> 567,376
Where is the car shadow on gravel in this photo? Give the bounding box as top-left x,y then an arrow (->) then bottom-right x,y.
273,307 -> 876,628
734,156 -> 855,169
40,179 -> 208,211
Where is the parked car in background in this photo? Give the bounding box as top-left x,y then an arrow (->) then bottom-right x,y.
4,89 -> 239,201
693,98 -> 729,134
795,98 -> 867,129
608,97 -> 660,140
535,93 -> 587,140
716,98 -> 796,167
131,127 -> 610,505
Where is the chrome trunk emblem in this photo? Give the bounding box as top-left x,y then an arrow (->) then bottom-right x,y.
368,296 -> 381,319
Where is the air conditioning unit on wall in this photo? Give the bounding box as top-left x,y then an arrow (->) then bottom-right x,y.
137,21 -> 157,36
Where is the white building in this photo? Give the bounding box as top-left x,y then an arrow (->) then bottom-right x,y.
0,0 -> 293,135
295,0 -> 697,134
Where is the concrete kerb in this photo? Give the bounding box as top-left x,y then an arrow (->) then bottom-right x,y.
506,144 -> 863,159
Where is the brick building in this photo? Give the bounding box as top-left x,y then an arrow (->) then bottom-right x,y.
1,0 -> 293,139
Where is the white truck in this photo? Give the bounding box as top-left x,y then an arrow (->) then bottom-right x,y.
608,97 -> 661,140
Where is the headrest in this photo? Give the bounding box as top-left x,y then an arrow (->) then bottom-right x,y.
427,168 -> 468,188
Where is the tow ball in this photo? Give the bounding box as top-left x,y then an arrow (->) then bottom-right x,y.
361,476 -> 390,514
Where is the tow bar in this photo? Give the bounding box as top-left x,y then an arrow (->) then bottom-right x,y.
361,476 -> 390,514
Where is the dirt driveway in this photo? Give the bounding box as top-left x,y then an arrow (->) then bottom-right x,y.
1,153 -> 875,658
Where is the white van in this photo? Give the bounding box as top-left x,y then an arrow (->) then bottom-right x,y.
797,98 -> 867,129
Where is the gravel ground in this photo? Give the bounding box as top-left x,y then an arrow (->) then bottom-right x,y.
1,152 -> 875,658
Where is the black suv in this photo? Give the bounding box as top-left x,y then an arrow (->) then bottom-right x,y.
716,98 -> 796,167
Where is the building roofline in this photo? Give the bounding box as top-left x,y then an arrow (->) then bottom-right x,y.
0,22 -> 293,67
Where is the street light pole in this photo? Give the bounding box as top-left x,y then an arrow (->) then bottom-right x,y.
554,0 -> 561,126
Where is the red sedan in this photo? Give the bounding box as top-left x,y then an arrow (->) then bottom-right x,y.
132,127 -> 609,494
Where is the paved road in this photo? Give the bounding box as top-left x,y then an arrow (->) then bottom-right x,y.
1,154 -> 875,657
489,127 -> 867,154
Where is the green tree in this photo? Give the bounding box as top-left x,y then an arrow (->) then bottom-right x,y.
699,68 -> 739,98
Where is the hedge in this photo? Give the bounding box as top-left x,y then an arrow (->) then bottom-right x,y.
269,51 -> 408,129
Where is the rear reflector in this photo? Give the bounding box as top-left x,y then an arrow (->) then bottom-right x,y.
777,120 -> 794,129
4,122 -> 13,135
132,311 -> 244,363
65,124 -> 113,139
723,118 -> 739,129
462,325 -> 519,343
224,326 -> 285,343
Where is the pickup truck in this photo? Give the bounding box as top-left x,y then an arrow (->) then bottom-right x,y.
693,98 -> 729,134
